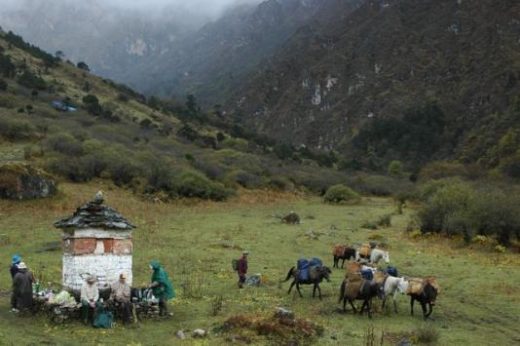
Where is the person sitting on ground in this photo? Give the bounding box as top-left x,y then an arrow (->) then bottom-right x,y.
12,262 -> 34,313
10,254 -> 22,312
110,273 -> 132,324
81,275 -> 99,325
237,251 -> 249,288
148,260 -> 175,317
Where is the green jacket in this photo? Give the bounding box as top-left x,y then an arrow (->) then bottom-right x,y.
150,260 -> 175,300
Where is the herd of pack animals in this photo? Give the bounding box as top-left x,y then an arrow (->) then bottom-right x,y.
284,243 -> 439,320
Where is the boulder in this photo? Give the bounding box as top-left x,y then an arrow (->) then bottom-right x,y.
192,329 -> 207,338
282,212 -> 300,224
0,163 -> 57,200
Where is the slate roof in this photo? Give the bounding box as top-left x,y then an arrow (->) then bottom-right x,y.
54,195 -> 135,230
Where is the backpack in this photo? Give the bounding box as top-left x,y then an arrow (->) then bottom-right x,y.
231,259 -> 239,271
93,307 -> 113,329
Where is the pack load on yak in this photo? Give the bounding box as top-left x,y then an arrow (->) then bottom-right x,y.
359,243 -> 372,258
309,257 -> 323,280
297,258 -> 310,281
361,268 -> 374,280
385,266 -> 398,277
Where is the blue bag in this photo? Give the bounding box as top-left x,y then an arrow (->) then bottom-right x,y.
361,269 -> 373,281
386,266 -> 398,277
297,258 -> 310,281
309,257 -> 323,268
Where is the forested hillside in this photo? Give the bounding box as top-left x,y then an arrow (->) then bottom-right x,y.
229,0 -> 520,174
0,30 -> 350,200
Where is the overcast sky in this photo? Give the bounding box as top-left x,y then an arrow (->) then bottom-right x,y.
0,0 -> 262,20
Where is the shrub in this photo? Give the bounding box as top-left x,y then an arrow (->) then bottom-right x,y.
387,160 -> 403,177
347,174 -> 413,197
324,184 -> 360,204
377,214 -> 392,227
0,117 -> 36,140
45,133 -> 84,156
82,94 -> 103,116
0,53 -> 16,78
419,160 -> 473,180
0,78 -> 7,91
226,170 -> 263,189
77,61 -> 90,71
174,171 -> 233,201
268,177 -> 295,192
17,71 -> 47,90
417,180 -> 520,245
413,325 -> 439,344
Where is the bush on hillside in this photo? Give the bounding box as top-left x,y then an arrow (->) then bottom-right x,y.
4,31 -> 59,67
45,133 -> 84,156
82,94 -> 103,116
0,78 -> 7,91
17,71 -> 47,90
323,184 -> 360,204
0,54 -> 16,78
0,117 -> 36,140
225,170 -> 263,189
346,174 -> 414,197
268,176 -> 295,192
174,171 -> 233,201
417,180 -> 520,245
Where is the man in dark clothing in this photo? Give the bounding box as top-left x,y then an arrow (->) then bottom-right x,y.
237,251 -> 249,288
12,262 -> 33,313
10,254 -> 22,311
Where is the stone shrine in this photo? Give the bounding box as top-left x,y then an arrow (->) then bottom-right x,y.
54,192 -> 135,291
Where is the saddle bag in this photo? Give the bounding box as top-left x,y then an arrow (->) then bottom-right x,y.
361,269 -> 373,281
386,266 -> 398,277
297,258 -> 310,281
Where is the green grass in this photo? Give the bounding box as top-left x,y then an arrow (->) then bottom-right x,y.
0,183 -> 519,345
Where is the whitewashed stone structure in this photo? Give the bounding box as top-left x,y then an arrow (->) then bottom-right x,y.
54,193 -> 135,291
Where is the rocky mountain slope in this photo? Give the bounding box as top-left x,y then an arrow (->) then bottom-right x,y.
141,0 -> 363,105
229,0 -> 520,170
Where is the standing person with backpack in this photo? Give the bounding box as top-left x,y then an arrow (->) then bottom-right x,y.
236,251 -> 249,288
148,260 -> 175,317
12,262 -> 34,313
9,254 -> 22,312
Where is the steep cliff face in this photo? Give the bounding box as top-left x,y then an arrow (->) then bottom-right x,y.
141,0 -> 360,104
230,0 -> 520,166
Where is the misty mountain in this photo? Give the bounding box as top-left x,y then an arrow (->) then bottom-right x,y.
0,0 -> 232,95
138,0 -> 363,105
0,0 -> 361,105
229,0 -> 520,169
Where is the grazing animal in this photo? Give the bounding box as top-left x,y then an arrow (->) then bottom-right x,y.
356,248 -> 390,264
376,274 -> 409,313
332,245 -> 356,268
339,275 -> 383,318
408,277 -> 439,319
284,266 -> 331,299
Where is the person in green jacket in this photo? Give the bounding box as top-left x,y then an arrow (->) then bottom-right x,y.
148,260 -> 175,316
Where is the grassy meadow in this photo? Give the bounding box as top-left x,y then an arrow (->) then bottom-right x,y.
0,182 -> 519,345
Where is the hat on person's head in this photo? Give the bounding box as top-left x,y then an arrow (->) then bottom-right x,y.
242,251 -> 249,255
17,262 -> 27,270
12,254 -> 22,265
86,275 -> 96,283
119,273 -> 127,280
